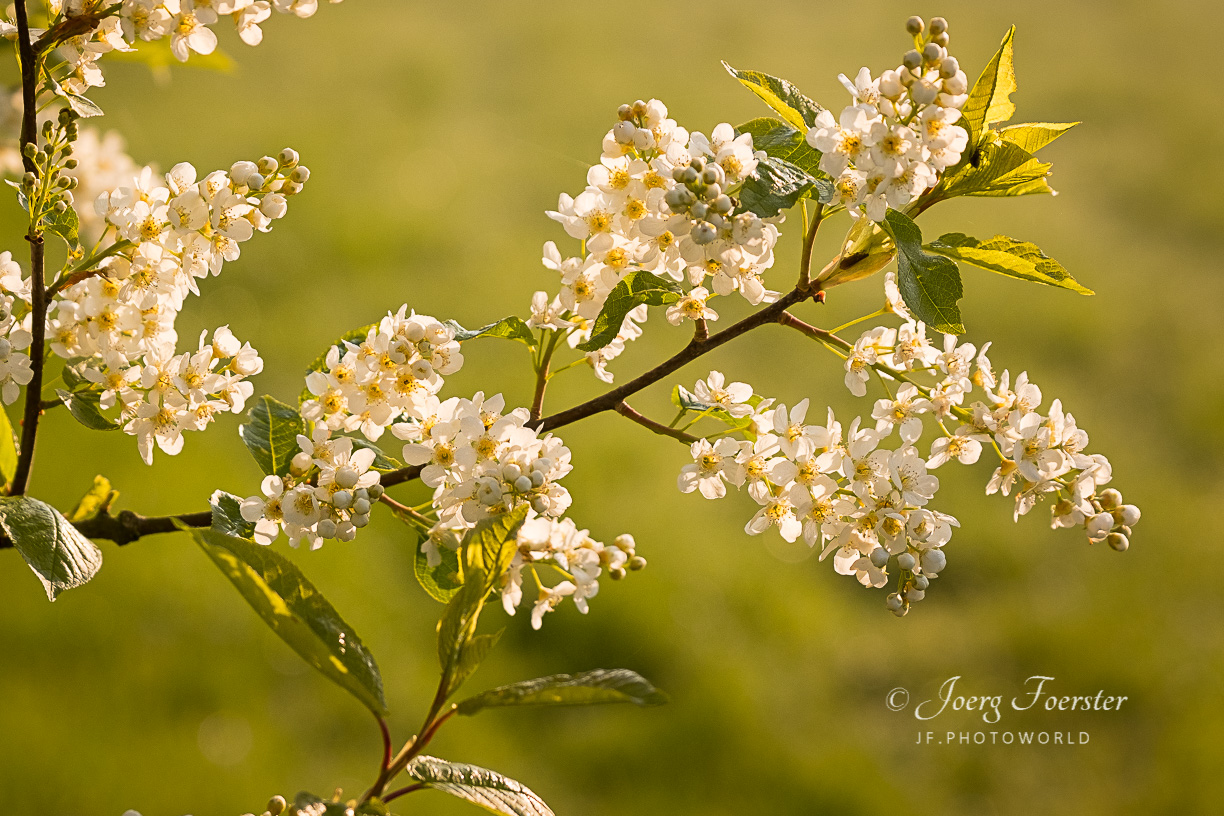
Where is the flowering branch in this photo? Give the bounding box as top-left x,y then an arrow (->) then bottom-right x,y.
9,0 -> 45,497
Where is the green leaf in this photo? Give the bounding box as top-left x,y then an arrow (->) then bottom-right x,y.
734,117 -> 824,177
55,388 -> 119,431
0,496 -> 103,601
300,322 -> 376,403
351,438 -> 403,472
445,316 -> 536,347
437,507 -> 529,695
935,139 -> 1054,200
455,669 -> 669,716
404,756 -> 554,816
462,504 -> 530,583
721,62 -> 824,131
998,121 -> 1078,154
43,203 -> 80,248
926,233 -> 1093,295
881,211 -> 965,335
577,270 -> 682,352
68,475 -> 114,524
670,384 -> 714,413
193,528 -> 388,716
210,490 -> 256,539
239,395 -> 304,477
0,407 -> 18,487
961,26 -> 1017,142
414,533 -> 464,603
738,155 -> 832,218
46,76 -> 105,118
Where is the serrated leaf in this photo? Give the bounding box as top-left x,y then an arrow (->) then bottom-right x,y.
0,406 -> 17,486
722,62 -> 824,131
447,630 -> 503,698
962,26 -> 1017,142
456,669 -> 669,716
239,395 -> 304,477
193,528 -> 387,715
577,270 -> 681,352
998,122 -> 1078,154
0,496 -> 103,601
68,475 -> 113,524
738,155 -> 831,218
414,533 -> 463,603
55,388 -> 118,431
935,139 -> 1053,200
881,211 -> 964,335
445,316 -> 536,347
210,490 -> 256,539
734,117 -> 824,177
927,233 -> 1092,295
404,756 -> 554,816
43,203 -> 80,248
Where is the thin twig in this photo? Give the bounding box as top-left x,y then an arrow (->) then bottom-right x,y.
797,202 -> 825,293
615,401 -> 699,444
382,783 -> 425,803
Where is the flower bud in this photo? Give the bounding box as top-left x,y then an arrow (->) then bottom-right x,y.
257,156 -> 278,175
332,490 -> 353,509
53,200 -> 67,213
352,498 -> 371,515
351,513 -> 370,529
612,120 -> 636,145
230,160 -> 258,186
885,592 -> 904,611
278,148 -> 299,167
617,103 -> 633,121
614,533 -> 636,553
869,547 -> 890,568
905,586 -> 925,602
689,201 -> 709,221
922,42 -> 943,63
530,470 -> 545,488
902,49 -> 923,70
1116,504 -> 1141,527
268,795 -> 287,816
920,548 -> 946,574
513,475 -> 533,493
931,32 -> 949,47
367,484 -> 384,500
316,518 -> 338,539
290,165 -> 310,184
530,496 -> 549,514
1106,532 -> 1129,552
628,555 -> 647,571
929,16 -> 947,35
691,221 -> 717,244
1097,488 -> 1122,509
896,552 -> 917,571
290,451 -> 313,476
913,574 -> 929,590
609,566 -> 626,581
905,15 -> 924,35
939,56 -> 960,78
246,173 -> 266,191
260,193 -> 288,219
501,463 -> 522,481
335,467 -> 360,489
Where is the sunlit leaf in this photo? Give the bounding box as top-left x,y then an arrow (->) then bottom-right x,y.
404,756 -> 554,816
722,62 -> 823,131
193,528 -> 387,715
926,233 -> 1092,295
577,271 -> 681,352
456,669 -> 669,716
239,395 -> 304,477
0,496 -> 103,601
881,211 -> 964,334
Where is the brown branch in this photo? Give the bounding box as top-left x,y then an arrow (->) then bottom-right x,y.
776,310 -> 849,351
9,0 -> 46,497
532,285 -> 816,434
615,401 -> 698,444
0,508 -> 212,550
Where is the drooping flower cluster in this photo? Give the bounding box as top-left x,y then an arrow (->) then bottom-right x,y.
808,15 -> 969,221
240,427 -> 384,549
44,148 -> 307,462
501,518 -> 643,630
539,99 -> 780,381
675,370 -> 957,616
0,0 -> 347,101
300,306 -> 464,441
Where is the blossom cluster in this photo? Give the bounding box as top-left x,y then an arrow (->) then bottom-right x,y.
676,370 -> 957,615
12,0 -> 347,100
44,148 -> 307,462
539,98 -> 780,381
502,517 -> 643,630
300,306 -> 464,441
240,428 -> 383,549
808,15 -> 970,221
0,252 -> 34,404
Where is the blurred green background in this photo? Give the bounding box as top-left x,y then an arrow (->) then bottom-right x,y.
1,1 -> 1222,814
